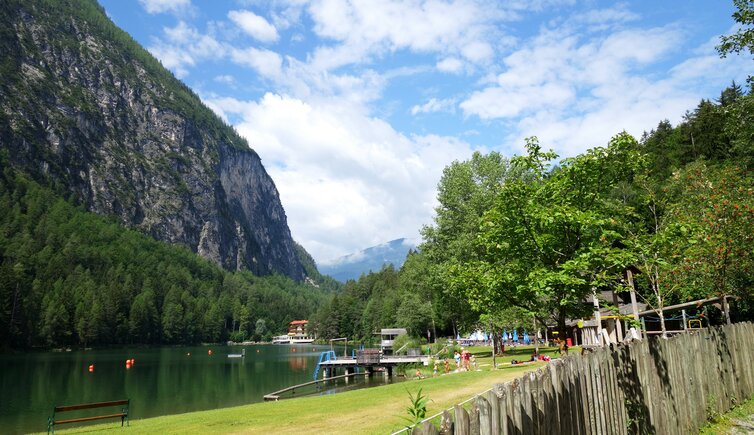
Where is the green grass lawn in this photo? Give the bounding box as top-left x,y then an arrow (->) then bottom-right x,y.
45,345 -> 562,435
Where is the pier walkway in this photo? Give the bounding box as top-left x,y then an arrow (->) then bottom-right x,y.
263,350 -> 430,401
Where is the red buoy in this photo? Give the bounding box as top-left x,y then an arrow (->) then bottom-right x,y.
88,364 -> 94,372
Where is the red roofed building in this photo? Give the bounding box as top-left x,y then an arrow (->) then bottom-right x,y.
288,320 -> 309,336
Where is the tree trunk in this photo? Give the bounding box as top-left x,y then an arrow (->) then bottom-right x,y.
722,295 -> 732,324
657,293 -> 668,338
558,309 -> 568,355
533,315 -> 539,356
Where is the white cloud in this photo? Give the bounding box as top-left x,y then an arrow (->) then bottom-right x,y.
205,93 -> 476,261
411,97 -> 456,115
228,10 -> 279,43
229,47 -> 283,79
147,22 -> 225,77
436,57 -> 465,73
138,0 -> 192,15
460,17 -> 699,156
306,0 -> 507,71
214,74 -> 235,85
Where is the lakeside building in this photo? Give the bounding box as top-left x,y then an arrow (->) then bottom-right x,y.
272,320 -> 315,344
379,328 -> 407,355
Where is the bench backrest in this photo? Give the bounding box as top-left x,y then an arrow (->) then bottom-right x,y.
54,399 -> 129,413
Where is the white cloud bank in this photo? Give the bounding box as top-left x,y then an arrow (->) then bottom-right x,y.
228,10 -> 279,43
207,93 -> 476,262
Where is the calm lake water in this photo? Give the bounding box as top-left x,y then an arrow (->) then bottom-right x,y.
0,344 -> 396,434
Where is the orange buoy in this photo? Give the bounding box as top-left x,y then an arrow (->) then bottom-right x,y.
131,358 -> 135,364
88,364 -> 94,372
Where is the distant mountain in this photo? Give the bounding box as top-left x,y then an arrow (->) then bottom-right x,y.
319,238 -> 416,282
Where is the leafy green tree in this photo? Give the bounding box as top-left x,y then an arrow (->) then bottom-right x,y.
420,151 -> 521,334
455,135 -> 640,340
668,163 -> 754,307
718,0 -> 754,61
396,292 -> 433,339
254,318 -> 267,341
623,175 -> 690,337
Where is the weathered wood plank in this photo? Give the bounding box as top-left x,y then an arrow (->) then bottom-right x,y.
469,400 -> 480,435
454,404 -> 469,435
476,395 -> 491,435
440,410 -> 453,435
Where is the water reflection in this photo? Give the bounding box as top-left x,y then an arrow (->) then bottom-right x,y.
0,344 -> 402,434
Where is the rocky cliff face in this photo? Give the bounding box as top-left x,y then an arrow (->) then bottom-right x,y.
0,0 -> 305,280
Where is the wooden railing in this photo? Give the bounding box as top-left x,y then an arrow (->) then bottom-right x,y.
405,322 -> 754,435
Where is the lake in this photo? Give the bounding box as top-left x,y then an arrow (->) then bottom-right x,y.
0,344 -> 398,434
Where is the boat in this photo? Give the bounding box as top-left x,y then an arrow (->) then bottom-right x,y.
272,335 -> 291,344
227,349 -> 246,358
272,334 -> 314,344
289,334 -> 315,344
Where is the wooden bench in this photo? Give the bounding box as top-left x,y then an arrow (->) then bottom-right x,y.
48,399 -> 129,434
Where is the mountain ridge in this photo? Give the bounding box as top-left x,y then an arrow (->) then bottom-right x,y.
0,0 -> 305,280
319,238 -> 416,282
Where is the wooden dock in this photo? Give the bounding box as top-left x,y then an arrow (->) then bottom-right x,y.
263,353 -> 430,401
316,354 -> 429,378
263,373 -> 359,401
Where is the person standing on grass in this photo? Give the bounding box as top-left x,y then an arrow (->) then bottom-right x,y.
454,351 -> 461,370
444,358 -> 450,374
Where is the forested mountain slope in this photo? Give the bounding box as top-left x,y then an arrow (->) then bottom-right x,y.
0,159 -> 332,348
0,0 -> 304,280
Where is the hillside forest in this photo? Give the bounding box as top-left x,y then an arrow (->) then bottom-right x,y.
0,150 -> 340,348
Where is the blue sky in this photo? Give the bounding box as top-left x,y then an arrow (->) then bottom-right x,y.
99,0 -> 749,264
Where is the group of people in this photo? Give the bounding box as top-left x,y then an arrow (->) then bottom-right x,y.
449,348 -> 477,372
423,347 -> 481,379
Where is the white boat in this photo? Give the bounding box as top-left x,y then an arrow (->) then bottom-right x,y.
289,335 -> 315,344
272,335 -> 291,344
272,334 -> 315,344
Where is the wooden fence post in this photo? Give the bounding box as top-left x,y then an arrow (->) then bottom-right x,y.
440,410 -> 453,435
454,404 -> 469,435
476,394 -> 491,435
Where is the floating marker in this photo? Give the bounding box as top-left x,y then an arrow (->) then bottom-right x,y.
208,349 -> 212,356
88,364 -> 94,372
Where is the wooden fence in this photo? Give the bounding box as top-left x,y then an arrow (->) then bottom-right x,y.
410,322 -> 754,435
